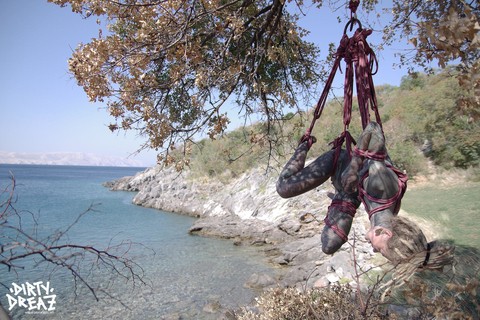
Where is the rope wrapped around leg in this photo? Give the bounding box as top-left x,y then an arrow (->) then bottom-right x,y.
322,199 -> 359,254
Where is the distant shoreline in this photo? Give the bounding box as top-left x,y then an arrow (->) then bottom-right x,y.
0,162 -> 149,169
0,151 -> 153,167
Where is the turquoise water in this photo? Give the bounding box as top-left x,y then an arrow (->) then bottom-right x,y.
0,164 -> 276,319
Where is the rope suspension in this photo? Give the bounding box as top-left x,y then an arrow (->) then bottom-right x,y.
300,1 -> 409,222
301,0 -> 382,158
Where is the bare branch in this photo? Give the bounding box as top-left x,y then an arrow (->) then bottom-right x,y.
0,175 -> 149,311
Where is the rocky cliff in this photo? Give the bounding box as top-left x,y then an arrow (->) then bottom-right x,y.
104,165 -> 381,290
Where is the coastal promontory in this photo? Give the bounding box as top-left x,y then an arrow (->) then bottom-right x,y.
104,165 -> 379,290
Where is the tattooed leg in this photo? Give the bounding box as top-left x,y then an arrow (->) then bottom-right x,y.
321,190 -> 360,254
276,141 -> 336,198
341,122 -> 401,230
341,122 -> 386,192
276,141 -> 360,254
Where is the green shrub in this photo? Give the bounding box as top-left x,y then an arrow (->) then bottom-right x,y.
387,141 -> 428,176
187,68 -> 478,180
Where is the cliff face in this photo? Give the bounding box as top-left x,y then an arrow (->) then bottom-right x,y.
105,165 -> 379,289
107,165 -> 336,221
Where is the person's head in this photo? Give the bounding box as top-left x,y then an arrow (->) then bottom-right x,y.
365,225 -> 392,257
366,216 -> 455,270
367,216 -> 456,300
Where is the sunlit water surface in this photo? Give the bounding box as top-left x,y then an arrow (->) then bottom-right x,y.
0,164 -> 277,319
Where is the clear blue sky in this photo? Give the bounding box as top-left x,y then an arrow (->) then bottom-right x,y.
0,0 -> 409,167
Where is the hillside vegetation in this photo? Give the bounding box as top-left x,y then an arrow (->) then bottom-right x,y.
161,68 -> 480,318
186,68 -> 479,182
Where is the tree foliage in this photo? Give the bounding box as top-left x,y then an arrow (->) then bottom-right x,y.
48,0 -> 479,165
49,0 -> 321,166
378,0 -> 480,120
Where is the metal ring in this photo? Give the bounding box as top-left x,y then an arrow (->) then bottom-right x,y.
343,18 -> 363,34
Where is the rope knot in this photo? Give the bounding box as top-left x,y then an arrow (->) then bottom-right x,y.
335,34 -> 350,59
353,146 -> 387,161
348,0 -> 360,15
299,130 -> 316,149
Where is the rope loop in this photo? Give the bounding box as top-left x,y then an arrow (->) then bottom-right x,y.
298,130 -> 316,149
359,164 -> 408,220
343,17 -> 362,34
302,0 -> 383,166
353,146 -> 386,161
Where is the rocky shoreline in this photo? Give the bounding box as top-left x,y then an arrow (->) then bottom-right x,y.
104,165 -> 384,316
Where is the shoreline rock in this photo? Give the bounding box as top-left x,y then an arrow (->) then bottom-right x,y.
104,165 -> 378,290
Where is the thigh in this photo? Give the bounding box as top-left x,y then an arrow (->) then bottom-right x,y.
365,161 -> 399,199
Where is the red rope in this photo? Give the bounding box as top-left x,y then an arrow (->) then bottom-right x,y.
348,0 -> 360,16
353,146 -> 386,161
301,2 -> 384,176
353,29 -> 382,129
301,34 -> 350,147
330,130 -> 356,176
301,3 -> 409,223
302,17 -> 381,146
324,199 -> 357,242
329,199 -> 357,217
324,217 -> 349,242
358,162 -> 408,219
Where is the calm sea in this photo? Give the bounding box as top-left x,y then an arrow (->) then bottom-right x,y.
0,164 -> 277,319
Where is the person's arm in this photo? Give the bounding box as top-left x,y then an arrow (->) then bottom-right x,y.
276,141 -> 336,198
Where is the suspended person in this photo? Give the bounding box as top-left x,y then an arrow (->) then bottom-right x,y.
276,122 -> 454,272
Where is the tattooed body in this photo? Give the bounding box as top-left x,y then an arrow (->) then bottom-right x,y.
277,122 -> 405,254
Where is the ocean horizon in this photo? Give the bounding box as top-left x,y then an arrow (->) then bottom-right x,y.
0,151 -> 155,168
